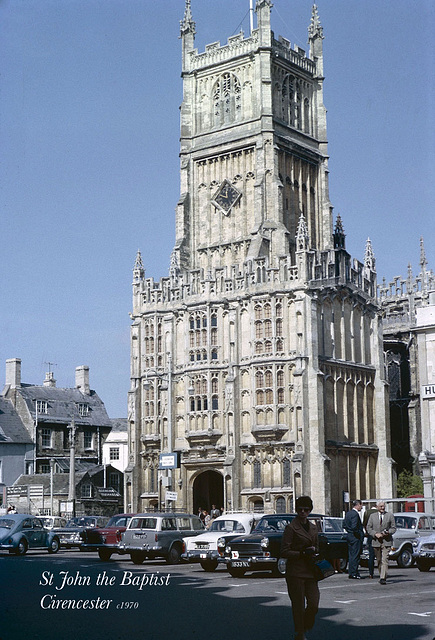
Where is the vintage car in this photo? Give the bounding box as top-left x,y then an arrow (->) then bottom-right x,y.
56,516 -> 109,548
80,513 -> 134,561
221,513 -> 348,577
389,512 -> 435,567
40,516 -> 68,530
182,512 -> 264,571
119,512 -> 204,565
0,514 -> 60,556
361,512 -> 435,568
412,531 -> 435,571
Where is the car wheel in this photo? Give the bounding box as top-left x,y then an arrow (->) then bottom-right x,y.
272,558 -> 287,577
416,559 -> 432,572
339,557 -> 348,572
98,548 -> 112,562
397,547 -> 414,568
131,551 -> 146,565
166,545 -> 181,565
48,537 -> 60,554
228,567 -> 246,578
15,539 -> 28,556
200,559 -> 218,572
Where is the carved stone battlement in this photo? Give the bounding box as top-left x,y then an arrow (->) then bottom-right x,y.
185,29 -> 316,77
133,247 -> 375,310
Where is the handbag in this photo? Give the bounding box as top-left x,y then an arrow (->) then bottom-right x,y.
312,558 -> 335,581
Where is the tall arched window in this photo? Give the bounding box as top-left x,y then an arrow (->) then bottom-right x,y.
253,460 -> 261,488
213,73 -> 241,127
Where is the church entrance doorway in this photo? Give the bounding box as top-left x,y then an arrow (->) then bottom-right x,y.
193,470 -> 223,515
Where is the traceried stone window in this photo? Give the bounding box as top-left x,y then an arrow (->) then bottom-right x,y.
189,310 -> 218,363
256,369 -> 273,405
283,459 -> 291,486
279,74 -> 310,134
253,460 -> 261,488
254,301 -> 283,354
190,376 -> 208,412
276,496 -> 286,513
213,72 -> 241,128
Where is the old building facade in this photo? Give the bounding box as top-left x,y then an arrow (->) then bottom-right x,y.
380,239 -> 435,507
127,1 -> 393,516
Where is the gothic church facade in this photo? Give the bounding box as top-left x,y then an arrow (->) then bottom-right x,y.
127,1 -> 393,516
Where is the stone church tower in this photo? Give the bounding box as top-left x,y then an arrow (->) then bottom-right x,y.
126,1 -> 393,515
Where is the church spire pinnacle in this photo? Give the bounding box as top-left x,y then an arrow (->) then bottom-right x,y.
333,214 -> 346,250
296,213 -> 310,251
308,4 -> 324,41
133,249 -> 144,281
364,237 -> 376,271
420,236 -> 427,273
180,0 -> 195,37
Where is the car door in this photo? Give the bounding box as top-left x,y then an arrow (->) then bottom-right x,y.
31,518 -> 46,547
417,516 -> 433,540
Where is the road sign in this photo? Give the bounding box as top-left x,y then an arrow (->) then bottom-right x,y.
165,491 -> 178,502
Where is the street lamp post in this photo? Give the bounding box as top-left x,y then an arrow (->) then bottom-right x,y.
68,417 -> 77,517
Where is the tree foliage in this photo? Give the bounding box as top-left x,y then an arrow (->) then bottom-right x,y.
396,470 -> 423,498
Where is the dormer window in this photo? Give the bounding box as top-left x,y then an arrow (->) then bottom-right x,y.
36,400 -> 48,415
77,403 -> 89,417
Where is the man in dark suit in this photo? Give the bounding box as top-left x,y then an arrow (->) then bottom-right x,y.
344,499 -> 364,579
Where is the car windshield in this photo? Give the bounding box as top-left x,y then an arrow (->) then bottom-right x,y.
395,516 -> 416,530
254,516 -> 294,532
0,518 -> 15,529
208,519 -> 245,533
66,517 -> 96,528
323,518 -> 344,532
107,516 -> 131,527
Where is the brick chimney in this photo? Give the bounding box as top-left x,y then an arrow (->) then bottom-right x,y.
75,365 -> 90,395
5,358 -> 21,388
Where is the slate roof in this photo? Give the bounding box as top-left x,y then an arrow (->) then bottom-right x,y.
109,418 -> 128,432
18,384 -> 112,427
0,397 -> 33,444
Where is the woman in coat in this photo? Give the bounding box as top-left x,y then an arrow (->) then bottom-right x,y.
281,496 -> 319,640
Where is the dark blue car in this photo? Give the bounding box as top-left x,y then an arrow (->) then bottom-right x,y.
0,514 -> 60,556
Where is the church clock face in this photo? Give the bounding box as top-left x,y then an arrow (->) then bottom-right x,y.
212,179 -> 242,215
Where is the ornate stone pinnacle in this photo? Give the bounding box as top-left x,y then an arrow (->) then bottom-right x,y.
308,4 -> 324,40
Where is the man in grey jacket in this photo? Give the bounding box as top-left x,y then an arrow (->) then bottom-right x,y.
366,501 -> 396,584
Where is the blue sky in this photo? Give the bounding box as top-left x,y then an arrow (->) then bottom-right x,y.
1,0 -> 433,418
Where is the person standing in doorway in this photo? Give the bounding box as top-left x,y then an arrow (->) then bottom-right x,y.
344,499 -> 364,579
366,501 -> 396,585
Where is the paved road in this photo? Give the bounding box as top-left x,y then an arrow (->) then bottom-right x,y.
1,550 -> 434,640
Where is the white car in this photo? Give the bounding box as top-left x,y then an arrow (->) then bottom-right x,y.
182,512 -> 264,572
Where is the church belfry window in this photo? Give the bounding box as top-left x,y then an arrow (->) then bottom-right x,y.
213,72 -> 241,128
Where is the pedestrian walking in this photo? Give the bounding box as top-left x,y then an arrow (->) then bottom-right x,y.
363,504 -> 378,578
366,501 -> 396,584
281,495 -> 320,640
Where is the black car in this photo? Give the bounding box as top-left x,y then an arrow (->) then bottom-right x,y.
221,513 -> 348,577
56,516 -> 109,549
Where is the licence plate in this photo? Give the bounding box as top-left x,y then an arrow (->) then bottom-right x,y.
231,561 -> 250,568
